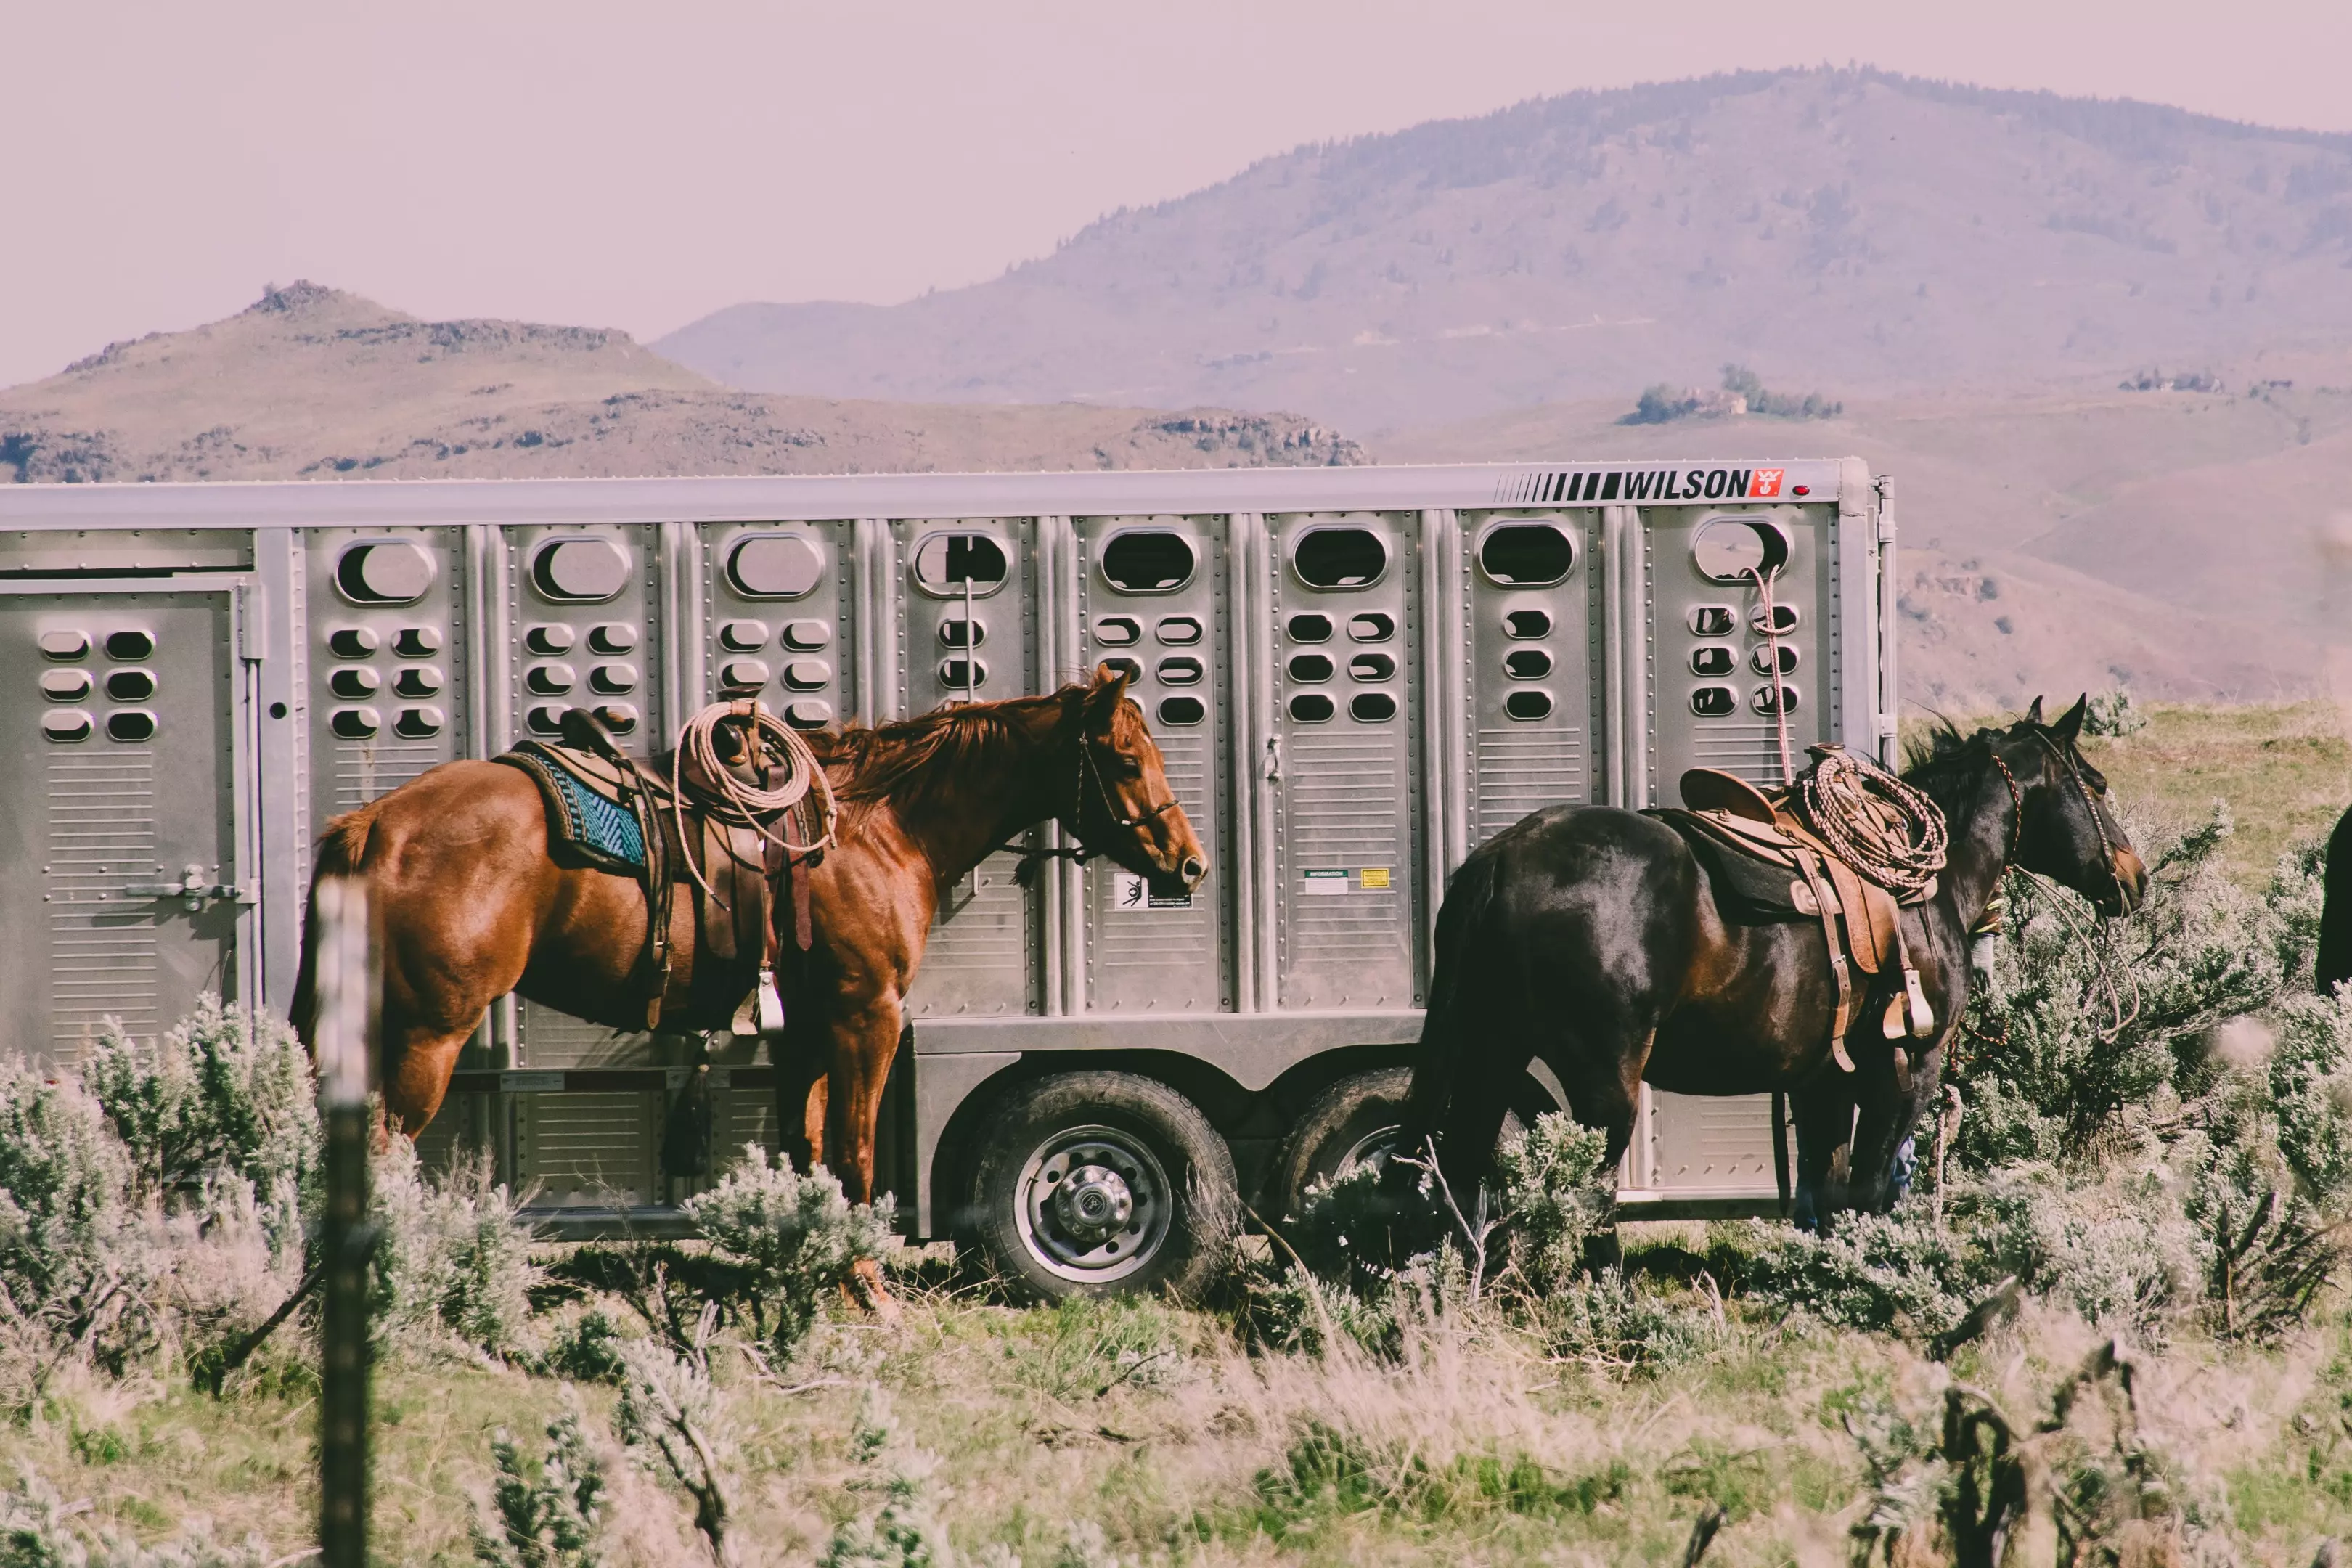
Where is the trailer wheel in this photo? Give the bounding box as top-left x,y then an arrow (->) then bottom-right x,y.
1267,1066 -> 1416,1222
964,1071 -> 1238,1304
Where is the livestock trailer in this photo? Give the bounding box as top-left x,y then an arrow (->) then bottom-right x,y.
0,460 -> 1895,1281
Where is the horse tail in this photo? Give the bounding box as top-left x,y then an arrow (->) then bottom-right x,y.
2320,803 -> 2352,995
290,804 -> 384,1051
1400,846 -> 1508,1151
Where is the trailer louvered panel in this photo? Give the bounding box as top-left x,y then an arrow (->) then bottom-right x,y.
1471,729 -> 1585,843
48,749 -> 162,1050
515,1092 -> 658,1206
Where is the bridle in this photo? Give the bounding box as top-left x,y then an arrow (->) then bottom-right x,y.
1988,727 -> 2131,913
993,718 -> 1180,875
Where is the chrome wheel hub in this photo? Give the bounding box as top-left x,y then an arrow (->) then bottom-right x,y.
1015,1126 -> 1174,1284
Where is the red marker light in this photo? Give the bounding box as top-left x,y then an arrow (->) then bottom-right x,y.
1792,484 -> 1810,496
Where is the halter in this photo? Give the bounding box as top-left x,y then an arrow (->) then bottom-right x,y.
1985,727 -> 2129,912
991,714 -> 1180,873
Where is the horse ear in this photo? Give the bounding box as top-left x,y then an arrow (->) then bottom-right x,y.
1085,662 -> 1132,730
2024,695 -> 2046,727
2051,693 -> 2090,743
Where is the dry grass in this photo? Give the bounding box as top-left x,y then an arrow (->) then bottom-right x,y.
7,1258 -> 2351,1567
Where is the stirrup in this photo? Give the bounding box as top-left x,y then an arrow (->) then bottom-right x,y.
730,964 -> 787,1037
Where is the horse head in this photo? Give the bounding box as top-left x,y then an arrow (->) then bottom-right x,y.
2003,693 -> 2147,916
1069,663 -> 1209,897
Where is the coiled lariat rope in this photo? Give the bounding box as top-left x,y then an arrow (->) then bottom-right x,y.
671,700 -> 838,907
1796,746 -> 1949,897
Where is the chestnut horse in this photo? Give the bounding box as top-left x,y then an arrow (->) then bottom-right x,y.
291,665 -> 1206,1217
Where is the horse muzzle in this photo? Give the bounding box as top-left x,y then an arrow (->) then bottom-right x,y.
2103,847 -> 2149,916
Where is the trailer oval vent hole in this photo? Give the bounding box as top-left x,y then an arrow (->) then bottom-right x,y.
783,620 -> 831,650
526,705 -> 570,735
393,627 -> 442,658
1286,613 -> 1333,642
589,663 -> 638,694
40,670 -> 91,702
1691,518 -> 1789,584
1751,603 -> 1800,635
1156,616 -> 1201,645
531,536 -> 632,604
912,534 -> 1008,596
1504,691 -> 1553,722
1691,687 -> 1736,718
105,630 -> 155,661
108,711 -> 160,743
526,624 -> 576,656
1347,613 -> 1395,642
41,710 -> 93,743
1753,684 -> 1800,716
38,630 -> 89,661
1349,653 -> 1397,682
328,628 -> 378,658
394,706 -> 444,738
1289,693 -> 1336,723
1157,695 -> 1206,727
719,620 -> 769,653
105,669 -> 156,702
588,624 -> 638,655
1097,657 -> 1142,684
1504,610 -> 1552,640
940,658 -> 987,689
1101,531 -> 1196,593
1158,656 -> 1204,685
1479,523 -> 1577,586
393,667 -> 443,698
1690,646 -> 1735,677
1688,605 -> 1737,637
592,703 -> 639,734
1505,650 -> 1552,680
785,700 -> 832,730
727,533 -> 824,600
330,668 -> 380,700
1350,693 -> 1398,723
1292,528 -> 1388,589
939,618 -> 984,650
526,663 -> 576,695
332,707 -> 382,740
784,659 -> 830,690
720,659 -> 770,691
1287,653 -> 1334,682
1751,645 -> 1800,676
1093,616 -> 1140,647
335,541 -> 436,605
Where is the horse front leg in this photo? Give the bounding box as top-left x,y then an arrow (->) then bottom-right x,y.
1790,1080 -> 1858,1233
821,987 -> 907,1315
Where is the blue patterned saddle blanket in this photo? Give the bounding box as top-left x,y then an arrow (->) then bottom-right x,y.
495,740 -> 650,875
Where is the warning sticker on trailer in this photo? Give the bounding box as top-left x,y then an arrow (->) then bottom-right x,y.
1302,869 -> 1351,896
1113,871 -> 1192,910
1359,867 -> 1393,890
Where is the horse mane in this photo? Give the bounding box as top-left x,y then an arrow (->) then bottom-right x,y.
818,684 -> 1085,823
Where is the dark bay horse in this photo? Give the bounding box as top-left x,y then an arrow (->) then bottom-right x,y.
293,665 -> 1204,1220
1400,695 -> 2147,1226
2316,804 -> 2352,995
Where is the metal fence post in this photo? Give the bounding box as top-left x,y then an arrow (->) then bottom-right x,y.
314,877 -> 376,1568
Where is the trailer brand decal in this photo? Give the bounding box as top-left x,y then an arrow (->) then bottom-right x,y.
1113,870 -> 1193,910
1501,467 -> 1788,505
1301,868 -> 1351,895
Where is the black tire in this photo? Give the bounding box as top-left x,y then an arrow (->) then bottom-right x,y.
964,1071 -> 1238,1304
1267,1066 -> 1417,1223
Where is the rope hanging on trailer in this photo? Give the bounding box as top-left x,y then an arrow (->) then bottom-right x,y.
670,700 -> 838,905
1793,745 -> 1948,897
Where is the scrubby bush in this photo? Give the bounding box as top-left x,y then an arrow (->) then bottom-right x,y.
1490,1116 -> 1612,1295
81,995 -> 317,1206
543,1309 -> 628,1386
1537,1268 -> 1723,1373
470,1387 -> 608,1568
614,1339 -> 733,1564
0,1465 -> 271,1565
0,1058 -> 158,1386
372,1142 -> 542,1363
678,1146 -> 893,1361
817,1388 -> 954,1568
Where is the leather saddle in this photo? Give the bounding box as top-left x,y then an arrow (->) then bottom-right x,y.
1650,763 -> 1938,1073
494,708 -> 826,1034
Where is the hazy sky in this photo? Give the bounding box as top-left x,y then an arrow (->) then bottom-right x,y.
5,0 -> 2348,389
